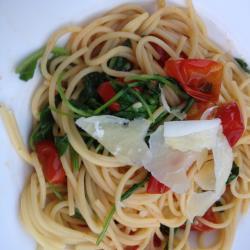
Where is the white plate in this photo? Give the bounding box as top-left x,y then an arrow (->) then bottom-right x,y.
0,0 -> 250,249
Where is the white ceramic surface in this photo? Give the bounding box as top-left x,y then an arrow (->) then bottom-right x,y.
1,0 -> 250,249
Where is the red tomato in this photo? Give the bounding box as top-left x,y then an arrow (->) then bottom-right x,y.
35,140 -> 66,184
216,102 -> 244,147
151,43 -> 170,67
147,176 -> 170,194
187,101 -> 214,120
165,59 -> 223,103
133,86 -> 143,92
97,81 -> 121,112
124,246 -> 138,250
153,234 -> 162,247
191,208 -> 217,232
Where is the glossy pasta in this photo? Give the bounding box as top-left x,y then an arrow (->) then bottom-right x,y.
1,0 -> 250,249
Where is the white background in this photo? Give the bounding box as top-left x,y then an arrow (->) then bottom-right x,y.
0,0 -> 250,249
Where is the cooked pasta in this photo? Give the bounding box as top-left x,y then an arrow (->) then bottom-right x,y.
1,0 -> 250,250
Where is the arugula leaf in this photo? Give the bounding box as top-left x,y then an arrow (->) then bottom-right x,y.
57,75 -> 92,117
95,143 -> 104,154
72,208 -> 85,221
148,111 -> 168,134
235,58 -> 250,73
226,162 -> 240,184
96,174 -> 149,245
128,88 -> 154,121
48,184 -> 63,200
106,39 -> 133,72
116,110 -> 148,120
29,105 -> 54,149
16,46 -> 69,81
70,146 -> 80,172
108,57 -> 133,71
52,47 -> 70,57
126,75 -> 190,100
54,135 -> 69,156
75,72 -> 108,108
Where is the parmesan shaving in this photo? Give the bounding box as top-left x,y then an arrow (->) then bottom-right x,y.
76,115 -> 151,167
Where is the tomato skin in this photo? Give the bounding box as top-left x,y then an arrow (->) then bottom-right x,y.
35,140 -> 66,184
124,246 -> 138,250
165,59 -> 223,103
216,102 -> 244,147
151,43 -> 170,67
147,176 -> 170,194
153,234 -> 162,247
97,81 -> 121,112
133,86 -> 143,92
187,101 -> 214,120
191,208 -> 217,232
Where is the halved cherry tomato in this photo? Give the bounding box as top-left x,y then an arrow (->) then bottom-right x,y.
150,43 -> 170,67
35,140 -> 66,184
97,81 -> 120,112
147,176 -> 170,194
191,208 -> 217,232
216,102 -> 244,147
165,59 -> 223,103
187,101 -> 214,120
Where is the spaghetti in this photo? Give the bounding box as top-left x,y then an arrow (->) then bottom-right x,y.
1,0 -> 250,249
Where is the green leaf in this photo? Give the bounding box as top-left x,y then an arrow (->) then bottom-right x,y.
108,56 -> 133,71
74,72 -> 108,108
148,111 -> 168,134
16,46 -> 69,81
70,146 -> 80,172
54,135 -> 69,156
52,47 -> 70,57
116,110 -> 148,120
48,184 -> 63,200
96,206 -> 116,245
125,74 -> 190,100
235,58 -> 250,73
57,75 -> 92,117
121,175 -> 149,201
72,208 -> 85,221
128,88 -> 154,121
226,162 -> 240,184
96,174 -> 149,245
181,98 -> 195,114
29,105 -> 54,149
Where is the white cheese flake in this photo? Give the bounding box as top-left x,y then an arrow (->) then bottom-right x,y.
76,115 -> 151,167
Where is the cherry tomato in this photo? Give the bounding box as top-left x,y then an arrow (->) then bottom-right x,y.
191,208 -> 217,232
35,140 -> 66,184
97,81 -> 120,112
151,43 -> 170,67
153,234 -> 162,247
165,59 -> 223,102
133,86 -> 143,92
124,246 -> 138,250
216,102 -> 244,147
147,176 -> 170,194
187,101 -> 214,120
